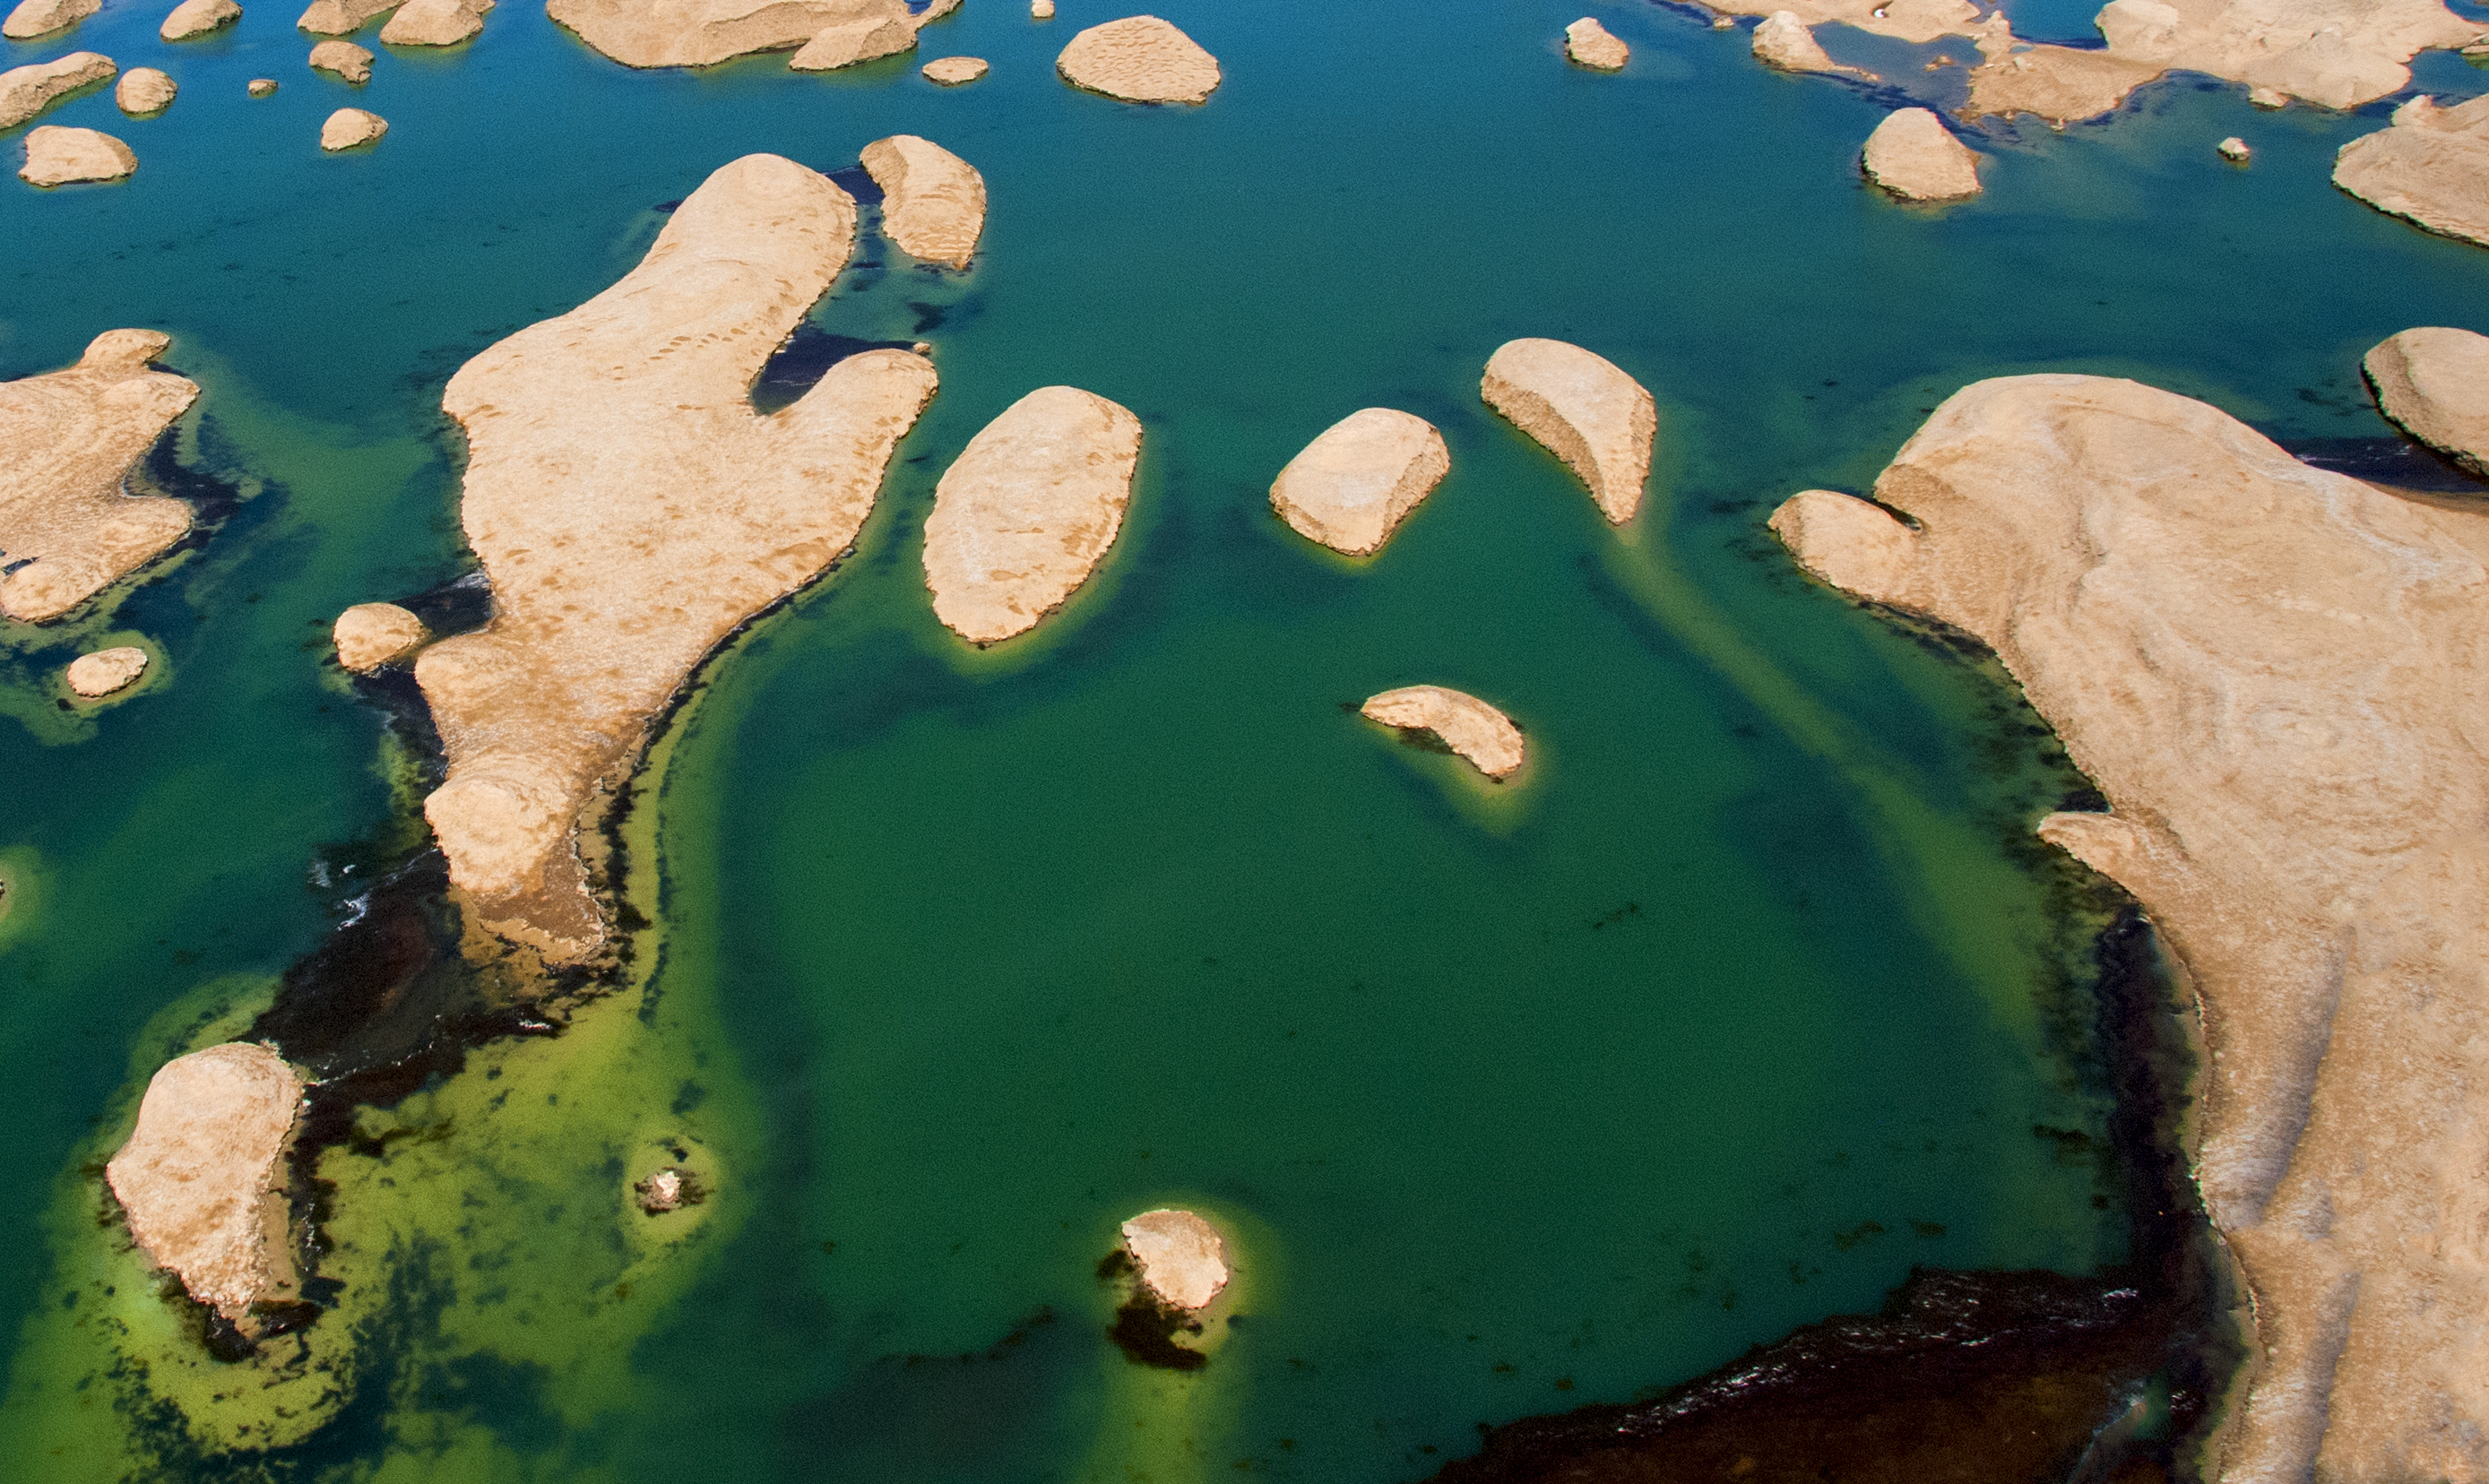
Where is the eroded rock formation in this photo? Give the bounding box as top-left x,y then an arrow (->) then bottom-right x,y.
860,134 -> 984,268
921,385 -> 1139,644
1565,16 -> 1628,70
1753,11 -> 1871,75
0,51 -> 116,131
1964,37 -> 2163,123
0,331 -> 196,624
105,1043 -> 305,1322
1361,685 -> 1525,779
550,0 -> 942,68
2335,93 -> 2489,248
1269,407 -> 1449,556
20,124 -> 135,186
298,0 -> 400,32
333,601 -> 427,671
921,54 -> 985,82
1861,106 -> 1983,200
2365,326 -> 2489,475
1704,0 -> 1976,46
379,0 -> 490,44
161,0 -> 239,38
67,645 -> 148,696
319,106 -> 386,148
414,154 -> 937,960
248,76 -> 278,95
1057,14 -> 1219,102
787,3 -> 916,70
117,67 -> 178,114
1121,1210 -> 1229,1311
4,0 -> 96,39
1768,373 -> 2489,1481
310,38 -> 376,81
1481,338 -> 1653,524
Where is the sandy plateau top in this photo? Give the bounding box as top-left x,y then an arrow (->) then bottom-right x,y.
1121,1210 -> 1230,1311
922,385 -> 1142,644
2364,325 -> 2489,473
860,134 -> 985,268
414,154 -> 938,961
1361,685 -> 1525,780
1057,14 -> 1220,102
1268,408 -> 1449,556
1481,338 -> 1653,524
106,1044 -> 305,1321
1770,374 -> 2489,1480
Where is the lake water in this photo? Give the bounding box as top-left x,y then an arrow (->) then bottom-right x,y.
1,0 -> 2483,1476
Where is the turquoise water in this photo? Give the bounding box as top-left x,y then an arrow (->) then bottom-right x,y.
2,0 -> 2485,1475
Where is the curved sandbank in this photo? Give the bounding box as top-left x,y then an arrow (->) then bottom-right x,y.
1057,14 -> 1220,102
0,330 -> 197,624
2336,94 -> 2489,249
1861,107 -> 1982,201
415,153 -> 936,962
106,1043 -> 305,1324
1268,407 -> 1448,556
66,645 -> 148,696
1361,685 -> 1525,780
921,385 -> 1140,644
1768,373 -> 2489,1480
860,134 -> 985,268
0,51 -> 116,131
2365,326 -> 2489,474
1121,1209 -> 1229,1311
1480,338 -> 1653,524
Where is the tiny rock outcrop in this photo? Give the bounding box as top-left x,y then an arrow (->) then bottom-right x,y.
1361,685 -> 1526,779
2365,325 -> 2489,476
66,645 -> 148,696
1032,0 -> 1051,14
921,54 -> 985,82
105,1043 -> 305,1322
117,67 -> 178,114
248,76 -> 279,95
4,0 -> 97,39
414,154 -> 937,961
1269,407 -> 1450,556
297,0 -> 401,32
1861,106 -> 1983,200
320,106 -> 386,148
1767,373 -> 2489,1481
379,0 -> 490,44
0,51 -> 116,131
20,124 -> 135,186
161,0 -> 240,37
309,38 -> 375,81
333,601 -> 427,671
922,385 -> 1141,644
2335,92 -> 2489,248
1057,14 -> 1220,102
1565,16 -> 1628,69
0,330 -> 196,623
860,134 -> 984,267
2218,134 -> 2251,160
1121,1210 -> 1230,1311
1753,10 -> 1871,75
1480,337 -> 1654,523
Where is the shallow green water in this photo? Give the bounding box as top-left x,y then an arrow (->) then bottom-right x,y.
1,0 -> 2484,1474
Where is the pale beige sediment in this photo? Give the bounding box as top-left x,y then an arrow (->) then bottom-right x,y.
1361,685 -> 1525,780
1768,372 -> 2489,1481
922,385 -> 1139,644
117,67 -> 178,114
105,1044 -> 304,1321
379,0 -> 490,45
2335,93 -> 2489,248
415,154 -> 937,961
21,124 -> 136,186
860,134 -> 984,268
1121,1210 -> 1229,1311
0,51 -> 116,132
310,38 -> 376,81
320,106 -> 386,148
1861,106 -> 1982,200
298,0 -> 401,31
2364,326 -> 2489,476
161,0 -> 240,37
333,601 -> 427,671
1480,337 -> 1653,524
1753,11 -> 1872,75
66,645 -> 147,696
4,0 -> 97,39
1057,14 -> 1219,102
920,54 -> 986,82
1565,16 -> 1629,69
1269,408 -> 1449,556
0,332 -> 194,625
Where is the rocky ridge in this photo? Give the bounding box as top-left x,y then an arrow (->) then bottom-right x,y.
1481,338 -> 1653,524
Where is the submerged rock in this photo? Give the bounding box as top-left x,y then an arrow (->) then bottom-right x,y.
1768,373 -> 2489,1480
1861,106 -> 1982,200
415,154 -> 937,961
1057,14 -> 1220,102
1480,337 -> 1654,523
66,645 -> 148,696
1120,1209 -> 1229,1311
1752,11 -> 1871,75
0,330 -> 196,623
320,106 -> 386,149
297,0 -> 400,32
105,1043 -> 305,1322
379,0 -> 490,44
309,38 -> 375,81
1564,16 -> 1628,69
3,0 -> 96,39
21,124 -> 136,186
922,385 -> 1140,643
2365,326 -> 2489,476
1269,407 -> 1450,556
1361,685 -> 1525,780
0,51 -> 116,132
2335,92 -> 2489,248
860,133 -> 984,267
117,67 -> 178,114
333,601 -> 427,671
161,0 -> 239,36
920,53 -> 986,82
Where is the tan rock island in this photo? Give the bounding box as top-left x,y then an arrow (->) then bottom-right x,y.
106,1043 -> 305,1323
161,0 -> 241,39
0,330 -> 198,624
117,67 -> 178,115
922,385 -> 1141,644
546,0 -> 954,69
0,51 -> 116,132
2335,93 -> 2489,249
66,644 -> 149,697
3,0 -> 94,39
1481,337 -> 1653,524
920,54 -> 985,83
333,601 -> 427,671
2365,325 -> 2489,474
1361,686 -> 1526,780
1753,11 -> 1872,76
1564,16 -> 1629,70
1769,373 -> 2489,1480
1268,407 -> 1449,556
1861,106 -> 1983,201
1120,1209 -> 1230,1311
21,125 -> 137,186
414,153 -> 938,961
298,0 -> 402,34
379,0 -> 491,45
860,134 -> 985,268
787,0 -> 957,73
320,107 -> 388,150
1057,14 -> 1220,102
310,39 -> 376,82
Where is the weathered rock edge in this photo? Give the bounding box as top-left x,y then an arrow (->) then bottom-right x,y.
1269,407 -> 1449,556
1361,685 -> 1525,780
1481,338 -> 1654,524
860,134 -> 985,268
414,153 -> 938,962
2335,93 -> 2489,249
1767,373 -> 2489,1480
106,1044 -> 306,1323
